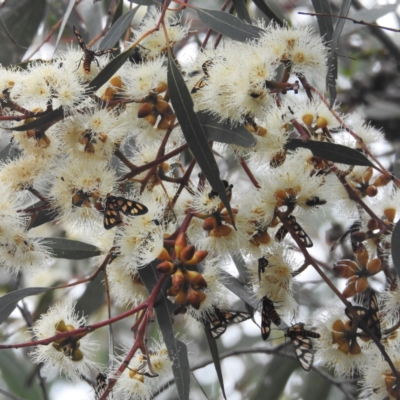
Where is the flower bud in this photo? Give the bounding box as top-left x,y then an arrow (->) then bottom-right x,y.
333,264 -> 357,278
154,81 -> 168,93
175,233 -> 187,259
144,113 -> 157,126
302,113 -> 314,126
184,250 -> 208,265
332,319 -> 346,332
355,244 -> 369,268
156,260 -> 175,275
355,277 -> 368,293
373,174 -> 391,187
187,288 -> 206,310
167,286 -> 180,296
342,281 -> 357,298
157,114 -> 174,130
366,185 -> 378,197
203,217 -> 217,231
367,219 -> 379,232
367,258 -> 382,274
171,270 -> 184,288
362,167 -> 373,183
256,126 -> 267,137
209,224 -> 232,238
338,340 -> 350,354
138,102 -> 154,118
183,270 -> 207,288
180,245 -> 195,263
175,290 -> 188,305
315,116 -> 328,129
156,99 -> 173,115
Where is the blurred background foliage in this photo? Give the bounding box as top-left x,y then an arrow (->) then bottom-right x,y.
0,0 -> 399,399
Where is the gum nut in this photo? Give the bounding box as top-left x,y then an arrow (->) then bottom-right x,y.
355,277 -> 368,293
367,258 -> 382,274
180,245 -> 195,262
174,233 -> 187,258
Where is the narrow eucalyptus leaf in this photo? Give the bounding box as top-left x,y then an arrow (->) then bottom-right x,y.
285,139 -> 374,167
8,107 -> 64,132
99,7 -> 139,51
88,47 -> 133,92
249,0 -> 284,26
231,0 -> 251,23
204,327 -> 227,399
197,112 -> 256,148
0,287 -> 52,324
139,262 -> 190,400
53,0 -> 75,53
40,237 -> 102,259
28,208 -> 57,229
392,221 -> 400,277
167,54 -> 236,227
218,270 -> 258,308
196,8 -> 263,42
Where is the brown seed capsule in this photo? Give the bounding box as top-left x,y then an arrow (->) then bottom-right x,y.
144,113 -> 157,126
333,264 -> 357,278
155,99 -> 173,115
342,281 -> 357,298
138,101 -> 154,118
367,218 -> 379,231
203,217 -> 217,231
209,224 -> 232,238
350,230 -> 367,243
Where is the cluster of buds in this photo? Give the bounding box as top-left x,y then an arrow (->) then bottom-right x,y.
52,320 -> 87,362
333,243 -> 382,297
348,167 -> 391,198
137,84 -> 174,130
156,233 -> 208,309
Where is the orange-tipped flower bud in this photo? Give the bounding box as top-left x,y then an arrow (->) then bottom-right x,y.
203,217 -> 217,231
349,340 -> 361,355
367,258 -> 382,275
184,250 -> 208,265
180,245 -> 195,263
315,116 -> 328,129
157,248 -> 172,261
156,99 -> 173,115
355,277 -> 369,293
175,290 -> 188,306
187,288 -> 206,310
256,126 -> 267,137
373,174 -> 391,187
366,185 -> 378,197
355,244 -> 369,268
171,270 -> 184,288
337,340 -> 350,354
167,286 -> 181,296
154,81 -> 168,93
157,114 -> 174,130
156,261 -> 176,275
183,270 -> 207,289
175,233 -> 187,259
332,319 -> 346,333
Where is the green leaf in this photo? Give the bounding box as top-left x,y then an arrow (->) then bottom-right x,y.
392,220 -> 400,277
218,270 -> 258,308
231,0 -> 251,23
28,207 -> 57,230
75,273 -> 106,316
250,0 -> 284,27
0,351 -> 45,399
285,139 -> 374,167
40,237 -> 102,259
99,8 -> 138,51
0,287 -> 52,324
197,112 -> 256,148
139,262 -> 190,400
88,41 -> 138,92
9,107 -> 64,132
53,0 -> 75,53
167,54 -> 236,228
204,326 -> 227,400
196,8 -> 263,42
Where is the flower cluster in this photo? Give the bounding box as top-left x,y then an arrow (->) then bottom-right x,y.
0,4 -> 399,400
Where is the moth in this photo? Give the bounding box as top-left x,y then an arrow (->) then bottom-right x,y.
261,296 -> 281,341
345,290 -> 381,340
285,323 -> 320,371
275,215 -> 313,248
94,372 -> 107,398
103,194 -> 148,230
207,180 -> 233,200
73,26 -> 118,73
208,308 -> 252,339
191,60 -> 213,93
258,257 -> 269,282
